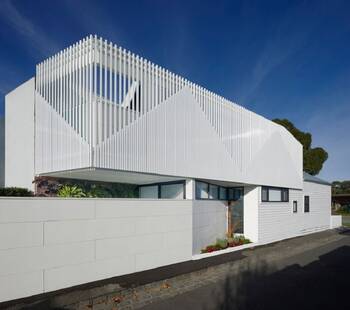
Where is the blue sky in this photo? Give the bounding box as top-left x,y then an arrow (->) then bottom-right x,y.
0,0 -> 349,181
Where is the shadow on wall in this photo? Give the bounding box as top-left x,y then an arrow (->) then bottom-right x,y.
0,117 -> 4,187
209,246 -> 350,310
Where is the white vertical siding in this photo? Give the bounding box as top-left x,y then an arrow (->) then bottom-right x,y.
35,35 -> 302,189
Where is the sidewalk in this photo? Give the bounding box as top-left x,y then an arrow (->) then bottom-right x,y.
4,228 -> 348,310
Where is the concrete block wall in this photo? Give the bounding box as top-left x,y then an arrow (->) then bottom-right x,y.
192,200 -> 227,254
0,198 -> 192,302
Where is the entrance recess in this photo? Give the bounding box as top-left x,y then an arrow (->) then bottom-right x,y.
228,187 -> 244,236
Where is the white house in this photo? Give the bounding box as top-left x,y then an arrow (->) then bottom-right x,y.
0,117 -> 4,187
1,35 -> 335,303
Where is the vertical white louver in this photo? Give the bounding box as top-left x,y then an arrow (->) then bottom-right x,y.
35,35 -> 303,189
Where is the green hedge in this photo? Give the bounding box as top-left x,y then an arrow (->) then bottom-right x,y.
0,187 -> 34,197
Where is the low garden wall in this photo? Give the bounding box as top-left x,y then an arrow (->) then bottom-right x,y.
330,215 -> 342,228
0,198 -> 192,302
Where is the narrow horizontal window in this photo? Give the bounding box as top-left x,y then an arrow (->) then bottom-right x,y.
160,183 -> 184,199
139,185 -> 158,199
219,187 -> 227,200
261,187 -> 289,203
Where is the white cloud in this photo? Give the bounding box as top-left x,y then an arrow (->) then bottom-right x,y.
238,1 -> 325,104
0,0 -> 59,56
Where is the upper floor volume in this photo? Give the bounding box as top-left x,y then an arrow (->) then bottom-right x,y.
6,35 -> 303,189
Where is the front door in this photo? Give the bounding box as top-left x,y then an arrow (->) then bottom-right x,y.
228,187 -> 244,236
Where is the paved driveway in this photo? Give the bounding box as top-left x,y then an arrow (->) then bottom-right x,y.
142,230 -> 350,310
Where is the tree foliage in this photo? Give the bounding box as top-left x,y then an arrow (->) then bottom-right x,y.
332,180 -> 350,194
273,118 -> 328,175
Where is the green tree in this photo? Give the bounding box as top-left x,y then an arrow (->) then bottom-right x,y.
273,118 -> 328,175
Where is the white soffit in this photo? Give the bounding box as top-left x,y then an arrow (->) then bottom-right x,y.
40,168 -> 185,185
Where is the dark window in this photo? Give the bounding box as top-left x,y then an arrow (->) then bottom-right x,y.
293,200 -> 298,213
262,187 -> 268,202
282,189 -> 289,202
209,184 -> 219,199
261,187 -> 289,202
304,196 -> 310,212
219,187 -> 227,200
196,181 -> 209,199
227,188 -> 234,200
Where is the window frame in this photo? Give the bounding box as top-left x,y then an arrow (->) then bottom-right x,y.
293,200 -> 298,213
195,181 -> 235,201
138,180 -> 186,199
261,186 -> 289,203
304,195 -> 310,213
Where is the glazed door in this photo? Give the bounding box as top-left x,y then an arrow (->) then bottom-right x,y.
228,187 -> 244,235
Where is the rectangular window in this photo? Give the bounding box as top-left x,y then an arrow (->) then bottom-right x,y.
139,185 -> 158,199
262,187 -> 268,202
139,181 -> 185,199
160,183 -> 184,199
293,200 -> 298,213
209,184 -> 219,200
196,181 -> 209,199
282,189 -> 289,202
304,196 -> 310,212
261,187 -> 289,202
219,187 -> 227,200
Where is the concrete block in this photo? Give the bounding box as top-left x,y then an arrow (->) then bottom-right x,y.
0,242 -> 94,276
0,198 -> 95,223
96,234 -> 163,260
44,255 -> 134,292
44,219 -> 136,245
0,222 -> 43,250
164,230 -> 192,248
0,271 -> 43,302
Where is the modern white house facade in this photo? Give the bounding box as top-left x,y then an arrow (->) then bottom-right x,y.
1,35 -> 335,303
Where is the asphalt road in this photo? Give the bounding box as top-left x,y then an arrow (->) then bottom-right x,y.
141,231 -> 350,310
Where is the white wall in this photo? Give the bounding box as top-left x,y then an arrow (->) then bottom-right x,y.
5,78 -> 35,190
0,198 -> 192,302
0,117 -> 4,187
258,181 -> 331,244
243,186 -> 259,242
192,200 -> 227,254
35,36 -> 303,190
330,215 -> 342,228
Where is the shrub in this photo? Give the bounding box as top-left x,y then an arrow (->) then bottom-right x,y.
57,185 -> 86,198
216,238 -> 228,249
201,236 -> 251,253
0,187 -> 33,197
86,185 -> 112,198
201,245 -> 221,253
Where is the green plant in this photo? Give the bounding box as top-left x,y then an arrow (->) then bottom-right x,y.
216,238 -> 228,249
57,185 -> 86,198
0,187 -> 33,197
86,185 -> 112,198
